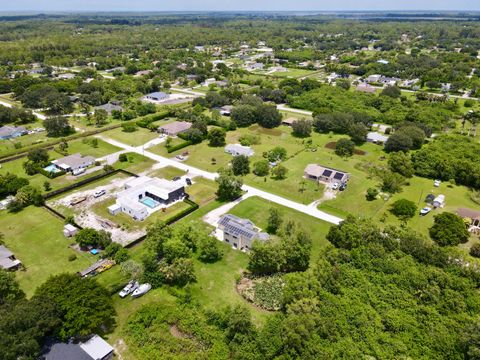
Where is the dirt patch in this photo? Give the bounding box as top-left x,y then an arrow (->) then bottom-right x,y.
169,324 -> 191,339
236,275 -> 283,311
113,339 -> 127,360
249,124 -> 282,137
325,141 -> 366,155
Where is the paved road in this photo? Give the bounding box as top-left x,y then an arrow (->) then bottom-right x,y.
96,135 -> 343,225
276,104 -> 313,116
0,99 -> 46,120
171,87 -> 206,97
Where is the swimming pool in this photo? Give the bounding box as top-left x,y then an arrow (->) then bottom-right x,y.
140,197 -> 160,209
44,164 -> 61,173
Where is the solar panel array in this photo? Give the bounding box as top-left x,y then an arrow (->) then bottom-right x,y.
219,215 -> 256,239
333,172 -> 345,180
322,169 -> 333,177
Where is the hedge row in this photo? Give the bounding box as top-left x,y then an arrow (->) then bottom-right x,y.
167,140 -> 192,153
38,168 -> 66,179
136,110 -> 170,128
165,198 -> 199,224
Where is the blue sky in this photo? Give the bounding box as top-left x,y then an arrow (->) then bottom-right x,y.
0,0 -> 479,12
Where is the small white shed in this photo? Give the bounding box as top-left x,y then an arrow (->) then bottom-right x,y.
433,194 -> 445,208
108,203 -> 122,215
63,224 -> 79,238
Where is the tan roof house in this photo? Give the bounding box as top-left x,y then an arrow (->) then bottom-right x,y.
282,117 -> 298,126
158,121 -> 192,136
304,164 -> 349,184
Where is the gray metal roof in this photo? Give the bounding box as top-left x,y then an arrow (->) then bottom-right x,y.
40,342 -> 91,360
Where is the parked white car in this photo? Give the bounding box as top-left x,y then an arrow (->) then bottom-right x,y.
73,168 -> 86,176
434,179 -> 441,187
94,189 -> 106,198
331,182 -> 339,190
119,280 -> 139,298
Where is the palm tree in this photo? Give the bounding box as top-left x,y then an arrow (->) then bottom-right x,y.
465,110 -> 480,137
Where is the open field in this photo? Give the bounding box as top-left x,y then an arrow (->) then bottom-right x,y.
0,206 -> 96,297
147,165 -> 186,180
102,127 -> 159,146
185,176 -> 218,205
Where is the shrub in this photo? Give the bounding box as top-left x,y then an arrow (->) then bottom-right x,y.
335,138 -> 355,157
429,212 -> 470,246
470,243 -> 480,258
253,160 -> 270,177
390,199 -> 417,221
121,122 -> 137,133
118,153 -> 128,162
239,134 -> 260,146
68,254 -> 77,262
366,188 -> 379,201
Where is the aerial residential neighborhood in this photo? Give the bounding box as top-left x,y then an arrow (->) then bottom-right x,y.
0,3 -> 480,360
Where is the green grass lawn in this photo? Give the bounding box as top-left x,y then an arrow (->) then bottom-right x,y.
0,206 -> 96,297
0,131 -> 49,157
65,138 -> 120,158
186,177 -> 218,205
148,137 -> 189,157
116,153 -> 156,174
147,165 -> 186,180
103,127 -> 159,147
270,68 -> 320,78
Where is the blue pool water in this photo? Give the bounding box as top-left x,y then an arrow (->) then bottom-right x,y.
140,197 -> 160,209
44,164 -> 61,173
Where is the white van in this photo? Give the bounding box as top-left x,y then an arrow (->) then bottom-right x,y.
72,168 -> 86,176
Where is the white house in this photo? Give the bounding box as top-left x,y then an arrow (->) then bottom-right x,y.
145,92 -> 169,102
225,144 -> 254,157
113,176 -> 185,221
51,153 -> 95,174
63,224 -> 79,238
202,78 -> 217,86
433,194 -> 445,208
367,132 -> 389,144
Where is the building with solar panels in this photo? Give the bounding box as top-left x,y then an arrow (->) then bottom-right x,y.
304,164 -> 350,184
217,214 -> 269,251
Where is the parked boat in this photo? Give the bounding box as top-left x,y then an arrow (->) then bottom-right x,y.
131,283 -> 152,298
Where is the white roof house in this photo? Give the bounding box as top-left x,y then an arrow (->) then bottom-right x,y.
433,194 -> 445,208
367,132 -> 389,144
0,245 -> 21,270
63,224 -> 79,238
52,153 -> 95,173
79,335 -> 114,360
145,92 -> 169,102
225,144 -> 254,157
114,176 -> 185,221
